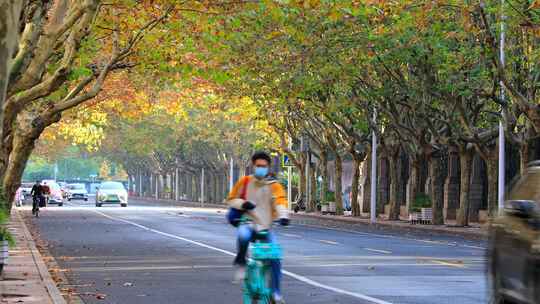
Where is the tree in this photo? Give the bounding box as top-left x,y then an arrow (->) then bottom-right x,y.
0,1 -> 175,209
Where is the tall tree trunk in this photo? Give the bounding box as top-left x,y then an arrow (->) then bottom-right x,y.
351,155 -> 362,217
194,173 -> 200,202
308,164 -> 317,212
456,147 -> 473,226
334,153 -> 343,215
298,154 -> 306,204
320,150 -> 329,206
2,133 -> 37,210
0,2 -> 24,206
484,148 -> 498,217
388,147 -> 401,220
187,173 -> 193,200
407,155 -> 421,213
520,140 -> 530,176
0,1 -> 23,132
213,172 -> 219,203
429,151 -> 444,225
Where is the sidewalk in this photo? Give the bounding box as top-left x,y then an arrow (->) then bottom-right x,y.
133,196 -> 488,240
0,210 -> 66,304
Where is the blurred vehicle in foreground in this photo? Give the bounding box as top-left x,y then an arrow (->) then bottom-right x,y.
489,160 -> 540,304
67,183 -> 88,201
95,181 -> 128,207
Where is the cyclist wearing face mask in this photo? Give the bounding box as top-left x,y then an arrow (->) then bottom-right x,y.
226,151 -> 289,304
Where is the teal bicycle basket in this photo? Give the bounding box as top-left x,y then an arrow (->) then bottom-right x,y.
250,243 -> 283,260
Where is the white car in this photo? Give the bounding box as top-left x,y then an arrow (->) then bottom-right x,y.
20,182 -> 34,203
96,181 -> 128,207
67,183 -> 88,201
42,181 -> 63,206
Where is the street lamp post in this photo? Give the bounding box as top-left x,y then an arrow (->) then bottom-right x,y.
370,110 -> 377,224
201,167 -> 205,206
229,157 -> 234,192
498,0 -> 506,214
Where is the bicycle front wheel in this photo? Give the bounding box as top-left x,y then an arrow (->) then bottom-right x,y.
243,295 -> 271,304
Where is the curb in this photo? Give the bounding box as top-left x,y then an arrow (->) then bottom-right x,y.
133,197 -> 486,240
15,210 -> 67,304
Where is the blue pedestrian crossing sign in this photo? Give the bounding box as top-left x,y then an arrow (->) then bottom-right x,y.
282,155 -> 293,167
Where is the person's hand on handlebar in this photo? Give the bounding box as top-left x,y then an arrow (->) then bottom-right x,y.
242,201 -> 256,211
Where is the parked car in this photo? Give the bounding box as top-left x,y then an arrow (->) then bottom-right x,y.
96,181 -> 128,207
19,182 -> 33,203
489,160 -> 540,304
42,181 -> 63,206
67,183 -> 88,201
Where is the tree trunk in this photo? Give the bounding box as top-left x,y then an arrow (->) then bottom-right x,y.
485,149 -> 498,217
308,163 -> 317,212
0,2 -> 24,206
320,150 -> 329,205
0,1 -> 24,132
186,173 -> 193,200
194,174 -> 200,202
456,147 -> 473,226
388,147 -> 401,220
298,154 -> 306,204
520,140 -> 530,176
351,155 -> 362,217
1,132 -> 37,210
429,151 -> 444,225
334,153 -> 343,215
407,156 -> 421,213
213,172 -> 219,203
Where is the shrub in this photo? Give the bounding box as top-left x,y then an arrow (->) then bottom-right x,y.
411,193 -> 431,213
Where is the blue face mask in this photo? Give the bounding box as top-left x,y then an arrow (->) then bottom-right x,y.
254,167 -> 269,179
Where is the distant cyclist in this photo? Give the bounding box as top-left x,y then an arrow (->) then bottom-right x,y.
226,151 -> 289,304
30,180 -> 43,215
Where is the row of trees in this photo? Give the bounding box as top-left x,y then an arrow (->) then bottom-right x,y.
94,1 -> 539,226
3,2 -> 540,228
212,1 -> 540,225
0,0 -> 249,209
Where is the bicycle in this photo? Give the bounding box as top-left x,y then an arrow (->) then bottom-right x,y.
32,196 -> 40,217
242,230 -> 283,304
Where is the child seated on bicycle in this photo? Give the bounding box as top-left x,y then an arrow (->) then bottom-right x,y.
226,151 -> 289,304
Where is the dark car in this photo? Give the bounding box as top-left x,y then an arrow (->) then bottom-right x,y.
489,160 -> 540,304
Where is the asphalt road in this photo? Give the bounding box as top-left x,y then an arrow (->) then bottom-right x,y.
23,198 -> 488,304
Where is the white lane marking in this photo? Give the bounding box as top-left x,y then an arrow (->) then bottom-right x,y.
463,245 -> 486,250
364,248 -> 392,254
92,210 -> 393,304
282,270 -> 391,304
280,233 -> 302,238
430,260 -> 466,269
318,239 -> 339,245
299,223 -> 487,250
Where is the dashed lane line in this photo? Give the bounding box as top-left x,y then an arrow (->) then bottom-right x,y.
430,260 -> 466,269
319,239 -> 339,245
364,248 -> 392,254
